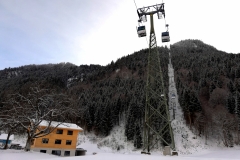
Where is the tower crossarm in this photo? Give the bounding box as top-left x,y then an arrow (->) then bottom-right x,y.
137,3 -> 165,19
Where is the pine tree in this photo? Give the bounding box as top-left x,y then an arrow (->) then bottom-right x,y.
235,91 -> 240,114
125,114 -> 135,141
192,71 -> 199,82
227,80 -> 235,93
226,94 -> 235,114
182,89 -> 191,112
189,91 -> 202,112
235,81 -> 240,93
94,108 -> 101,135
237,105 -> 240,131
134,124 -> 143,149
186,71 -> 192,83
235,68 -> 240,78
226,130 -> 233,147
199,78 -> 206,88
101,106 -> 113,136
209,82 -> 216,94
217,79 -> 223,88
84,109 -> 93,132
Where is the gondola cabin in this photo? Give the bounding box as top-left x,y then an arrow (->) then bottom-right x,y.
137,26 -> 146,37
162,32 -> 170,42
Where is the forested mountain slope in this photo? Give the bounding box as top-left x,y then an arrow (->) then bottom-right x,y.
171,39 -> 240,147
0,47 -> 169,148
1,39 -> 239,148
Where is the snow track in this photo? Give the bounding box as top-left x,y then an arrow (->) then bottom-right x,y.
168,54 -> 209,154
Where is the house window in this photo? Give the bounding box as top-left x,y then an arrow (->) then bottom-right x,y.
67,130 -> 73,135
52,150 -> 61,156
42,138 -> 49,144
66,140 -> 72,145
55,139 -> 62,144
64,151 -> 70,156
56,129 -> 63,134
40,150 -> 46,153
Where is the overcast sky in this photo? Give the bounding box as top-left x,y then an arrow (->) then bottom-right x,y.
0,0 -> 239,70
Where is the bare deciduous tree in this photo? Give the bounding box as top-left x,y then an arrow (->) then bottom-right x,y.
212,112 -> 236,147
0,120 -> 22,149
0,86 -> 78,151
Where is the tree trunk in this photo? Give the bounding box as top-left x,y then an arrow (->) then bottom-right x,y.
4,131 -> 11,149
24,136 -> 32,151
204,125 -> 207,145
188,112 -> 192,130
222,130 -> 228,147
238,131 -> 240,145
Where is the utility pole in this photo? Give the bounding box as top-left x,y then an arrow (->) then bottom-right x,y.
137,3 -> 176,154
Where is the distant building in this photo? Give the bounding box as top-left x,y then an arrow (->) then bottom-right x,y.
31,121 -> 83,156
0,134 -> 14,148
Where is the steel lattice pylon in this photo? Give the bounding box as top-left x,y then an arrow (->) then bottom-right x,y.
137,4 -> 175,154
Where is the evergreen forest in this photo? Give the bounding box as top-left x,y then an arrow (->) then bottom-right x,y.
1,39 -> 240,148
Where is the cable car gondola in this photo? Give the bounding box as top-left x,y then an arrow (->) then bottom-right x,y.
137,26 -> 146,37
162,31 -> 170,42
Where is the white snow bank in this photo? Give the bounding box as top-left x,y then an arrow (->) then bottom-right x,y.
1,148 -> 240,160
0,150 -> 57,160
0,134 -> 14,140
76,123 -> 136,155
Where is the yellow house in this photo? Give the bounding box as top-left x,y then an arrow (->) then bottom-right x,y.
31,121 -> 83,156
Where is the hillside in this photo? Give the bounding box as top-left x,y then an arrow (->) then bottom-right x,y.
1,39 -> 240,150
0,47 -> 169,143
171,39 -> 240,147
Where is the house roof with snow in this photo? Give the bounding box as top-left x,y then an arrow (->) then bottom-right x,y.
38,120 -> 83,131
0,134 -> 14,141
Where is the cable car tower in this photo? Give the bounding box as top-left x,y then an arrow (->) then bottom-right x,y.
136,3 -> 176,154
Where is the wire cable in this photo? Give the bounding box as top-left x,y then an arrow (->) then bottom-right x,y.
161,0 -> 168,30
133,0 -> 138,10
164,18 -> 168,31
145,34 -> 149,46
133,0 -> 149,46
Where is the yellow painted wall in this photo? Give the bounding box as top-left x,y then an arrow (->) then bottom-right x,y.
31,127 -> 82,149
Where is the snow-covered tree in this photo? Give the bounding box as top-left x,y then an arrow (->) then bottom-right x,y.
125,114 -> 135,141
134,123 -> 143,149
0,119 -> 22,149
226,94 -> 235,114
212,112 -> 236,147
0,86 -> 77,151
101,105 -> 113,136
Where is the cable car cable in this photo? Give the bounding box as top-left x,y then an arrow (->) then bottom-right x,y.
162,0 -> 170,56
133,0 -> 149,46
145,34 -> 149,46
133,0 -> 138,10
164,17 -> 168,31
161,0 -> 168,31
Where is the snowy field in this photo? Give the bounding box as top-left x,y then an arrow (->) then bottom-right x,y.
1,133 -> 240,160
1,146 -> 240,160
2,132 -> 240,160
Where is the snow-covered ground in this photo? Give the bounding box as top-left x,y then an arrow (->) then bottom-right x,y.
168,54 -> 214,155
1,147 -> 240,160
